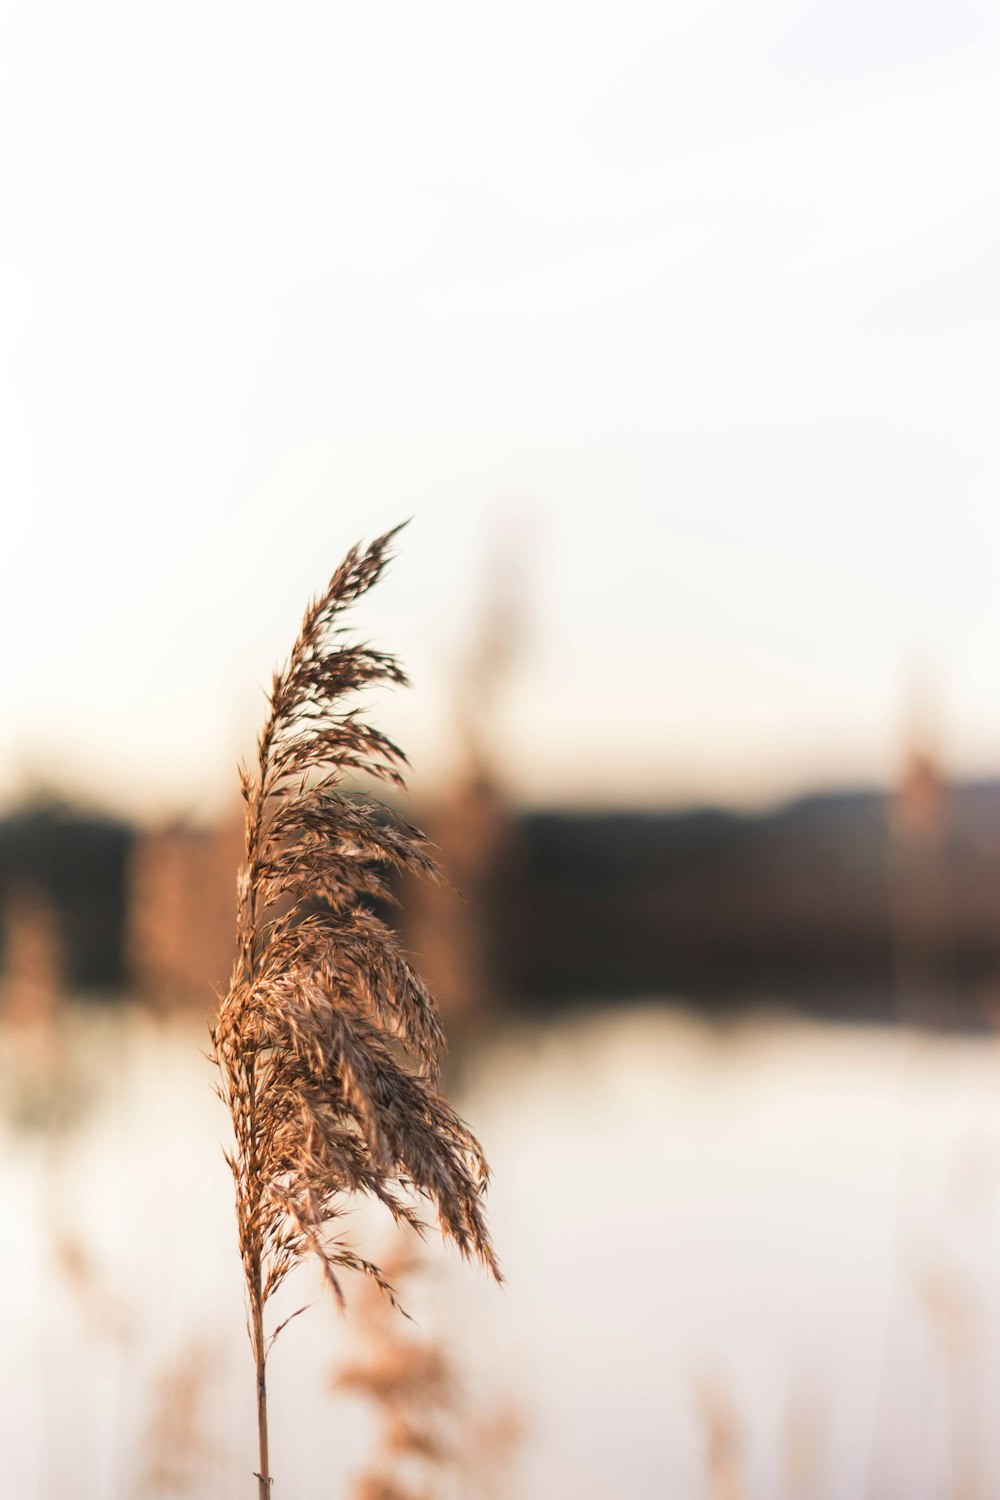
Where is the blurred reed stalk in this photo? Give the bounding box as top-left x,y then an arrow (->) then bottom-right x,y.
335,1234 -> 522,1500
211,525 -> 500,1497
334,1239 -> 458,1500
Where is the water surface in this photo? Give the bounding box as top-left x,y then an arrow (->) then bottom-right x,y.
2,1003 -> 999,1498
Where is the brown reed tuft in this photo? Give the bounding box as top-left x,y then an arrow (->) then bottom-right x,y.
335,1235 -> 523,1500
210,524 -> 500,1496
139,1338 -> 219,1496
334,1241 -> 458,1500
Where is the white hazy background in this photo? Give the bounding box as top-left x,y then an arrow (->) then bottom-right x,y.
1,0 -> 999,815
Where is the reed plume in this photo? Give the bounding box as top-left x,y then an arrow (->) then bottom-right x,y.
210,525 -> 500,1497
335,1235 -> 523,1500
334,1240 -> 458,1500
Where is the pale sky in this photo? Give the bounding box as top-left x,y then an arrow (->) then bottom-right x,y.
1,1 -> 999,816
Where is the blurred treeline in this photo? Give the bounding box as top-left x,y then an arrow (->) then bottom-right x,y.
4,749 -> 1000,1027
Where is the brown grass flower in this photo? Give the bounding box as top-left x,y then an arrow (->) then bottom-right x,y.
210,525 -> 500,1496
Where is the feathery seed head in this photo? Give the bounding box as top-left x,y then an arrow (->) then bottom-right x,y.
212,524 -> 500,1400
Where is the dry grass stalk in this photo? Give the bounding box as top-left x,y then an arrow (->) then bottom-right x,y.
334,1242 -> 458,1500
210,525 -> 500,1496
139,1338 -> 219,1496
335,1237 -> 522,1500
693,1373 -> 748,1500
